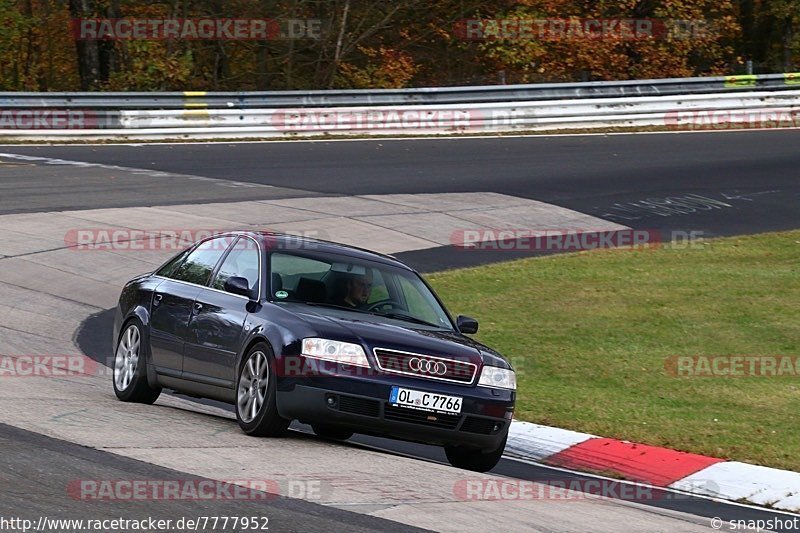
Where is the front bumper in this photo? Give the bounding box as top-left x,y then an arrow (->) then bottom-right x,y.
277,376 -> 514,450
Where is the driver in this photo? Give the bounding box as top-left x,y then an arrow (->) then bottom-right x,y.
336,270 -> 373,309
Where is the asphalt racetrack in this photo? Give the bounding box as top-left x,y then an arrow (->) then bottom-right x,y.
3,130 -> 798,236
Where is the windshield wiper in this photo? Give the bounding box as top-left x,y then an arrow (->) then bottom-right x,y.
299,302 -> 445,329
374,312 -> 444,329
302,302 -> 370,314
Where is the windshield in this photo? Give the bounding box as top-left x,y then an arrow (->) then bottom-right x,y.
269,252 -> 453,330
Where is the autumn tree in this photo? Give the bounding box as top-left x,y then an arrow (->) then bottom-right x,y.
0,0 -> 796,91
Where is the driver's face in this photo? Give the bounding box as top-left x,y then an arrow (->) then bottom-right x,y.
348,272 -> 373,305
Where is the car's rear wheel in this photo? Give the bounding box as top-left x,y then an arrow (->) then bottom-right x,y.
113,320 -> 161,404
236,342 -> 290,437
444,435 -> 507,472
311,424 -> 354,441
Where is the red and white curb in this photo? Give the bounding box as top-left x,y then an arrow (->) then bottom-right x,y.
505,420 -> 800,512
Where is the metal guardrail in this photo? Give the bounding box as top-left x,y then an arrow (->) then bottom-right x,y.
2,73 -> 800,110
2,89 -> 800,140
2,74 -> 800,140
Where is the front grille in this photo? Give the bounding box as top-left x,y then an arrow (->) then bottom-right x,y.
461,417 -> 502,435
374,348 -> 477,384
383,405 -> 461,429
337,395 -> 380,417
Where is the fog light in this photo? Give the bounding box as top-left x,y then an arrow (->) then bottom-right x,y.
326,395 -> 337,407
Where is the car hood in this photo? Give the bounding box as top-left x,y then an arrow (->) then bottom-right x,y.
276,303 -> 510,369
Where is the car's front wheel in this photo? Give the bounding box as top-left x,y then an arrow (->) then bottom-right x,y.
113,319 -> 161,404
444,435 -> 507,472
236,343 -> 290,437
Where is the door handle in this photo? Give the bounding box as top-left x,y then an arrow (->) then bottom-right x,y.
193,302 -> 203,313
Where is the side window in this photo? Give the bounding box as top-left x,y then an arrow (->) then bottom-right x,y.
270,254 -> 331,299
367,269 -> 388,303
155,248 -> 191,279
397,276 -> 443,325
212,237 -> 260,294
172,236 -> 233,286
271,254 -> 330,290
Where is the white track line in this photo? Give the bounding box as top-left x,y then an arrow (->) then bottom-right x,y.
2,125 -> 800,147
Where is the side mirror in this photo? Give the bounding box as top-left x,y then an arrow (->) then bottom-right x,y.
457,315 -> 479,334
224,276 -> 254,299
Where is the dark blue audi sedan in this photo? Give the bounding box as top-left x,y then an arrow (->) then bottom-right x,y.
113,231 -> 516,471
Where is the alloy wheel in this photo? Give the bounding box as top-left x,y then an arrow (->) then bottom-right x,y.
114,324 -> 140,391
237,351 -> 269,423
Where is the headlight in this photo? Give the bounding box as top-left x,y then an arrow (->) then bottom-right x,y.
478,366 -> 516,390
301,338 -> 370,368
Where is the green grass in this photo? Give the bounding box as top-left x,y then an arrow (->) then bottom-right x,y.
429,231 -> 800,471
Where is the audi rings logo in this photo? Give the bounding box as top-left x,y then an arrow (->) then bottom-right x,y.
408,357 -> 448,376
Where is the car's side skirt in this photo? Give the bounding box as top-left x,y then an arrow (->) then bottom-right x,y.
156,371 -> 236,404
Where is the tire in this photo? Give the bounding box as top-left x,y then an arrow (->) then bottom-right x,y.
113,319 -> 161,404
444,434 -> 507,473
236,342 -> 290,437
311,424 -> 354,441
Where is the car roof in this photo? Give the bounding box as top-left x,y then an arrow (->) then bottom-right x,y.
214,231 -> 415,271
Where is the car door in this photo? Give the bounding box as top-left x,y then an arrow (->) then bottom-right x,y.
183,236 -> 261,388
149,236 -> 235,377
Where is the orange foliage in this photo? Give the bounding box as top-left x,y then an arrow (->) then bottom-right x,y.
0,0 -> 780,91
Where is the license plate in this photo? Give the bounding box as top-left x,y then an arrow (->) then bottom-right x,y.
389,387 -> 462,414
